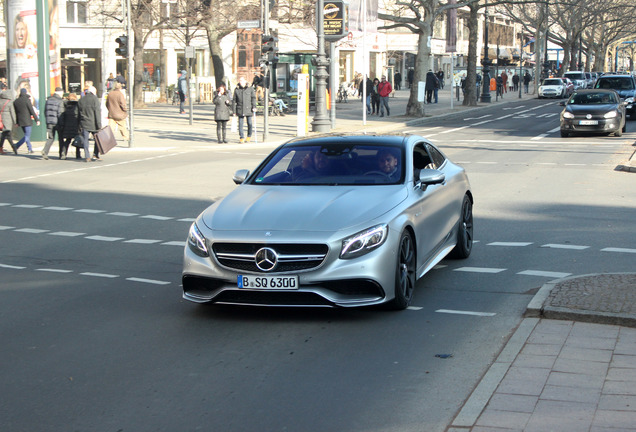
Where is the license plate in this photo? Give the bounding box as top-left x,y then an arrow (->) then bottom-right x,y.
579,120 -> 598,125
238,275 -> 298,290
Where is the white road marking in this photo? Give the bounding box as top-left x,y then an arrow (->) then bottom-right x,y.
126,277 -> 171,285
161,241 -> 186,247
124,239 -> 162,244
0,225 -> 15,230
436,309 -> 496,317
407,306 -> 423,311
49,231 -> 86,237
36,268 -> 73,273
541,244 -> 589,250
80,272 -> 119,278
14,228 -> 49,234
42,206 -> 73,211
85,235 -> 124,242
0,203 -> 12,206
141,215 -> 174,220
487,242 -> 533,247
12,204 -> 43,209
517,270 -> 572,278
107,212 -> 139,217
74,209 -> 106,214
0,263 -> 26,269
464,115 -> 492,120
453,267 -> 506,273
601,247 -> 636,254
177,218 -> 196,222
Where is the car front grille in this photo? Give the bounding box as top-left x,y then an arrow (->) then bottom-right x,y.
212,242 -> 329,273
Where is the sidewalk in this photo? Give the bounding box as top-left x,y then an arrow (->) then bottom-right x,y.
449,273 -> 636,432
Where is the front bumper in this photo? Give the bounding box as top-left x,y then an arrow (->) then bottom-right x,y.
561,117 -> 622,134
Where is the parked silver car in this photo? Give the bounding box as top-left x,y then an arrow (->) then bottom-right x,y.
182,134 -> 474,310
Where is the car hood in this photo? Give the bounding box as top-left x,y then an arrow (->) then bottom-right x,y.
614,89 -> 636,99
566,103 -> 618,114
540,85 -> 563,90
201,185 -> 408,232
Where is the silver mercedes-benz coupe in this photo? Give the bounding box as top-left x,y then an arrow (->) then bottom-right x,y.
182,134 -> 473,309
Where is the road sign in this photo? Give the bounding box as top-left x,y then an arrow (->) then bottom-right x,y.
324,1 -> 347,42
238,20 -> 260,29
185,46 -> 195,59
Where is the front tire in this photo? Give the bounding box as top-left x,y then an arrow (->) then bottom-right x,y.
449,195 -> 473,259
560,130 -> 569,138
388,230 -> 416,310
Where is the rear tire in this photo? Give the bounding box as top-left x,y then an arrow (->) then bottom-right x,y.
449,195 -> 473,259
388,230 -> 416,310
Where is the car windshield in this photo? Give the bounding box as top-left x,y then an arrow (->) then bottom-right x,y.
251,144 -> 405,185
595,77 -> 635,90
568,92 -> 618,105
542,79 -> 562,86
565,72 -> 585,80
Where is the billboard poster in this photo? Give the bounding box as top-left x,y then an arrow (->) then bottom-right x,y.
6,0 -> 58,112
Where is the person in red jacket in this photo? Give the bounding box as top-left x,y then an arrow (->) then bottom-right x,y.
378,75 -> 392,117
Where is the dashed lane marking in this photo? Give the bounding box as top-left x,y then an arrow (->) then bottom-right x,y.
542,244 -> 590,250
79,272 -> 119,278
36,268 -> 74,273
126,277 -> 171,285
85,235 -> 125,242
48,231 -> 86,237
517,270 -> 572,278
487,242 -> 533,247
601,247 -> 636,254
454,267 -> 507,273
436,309 -> 496,317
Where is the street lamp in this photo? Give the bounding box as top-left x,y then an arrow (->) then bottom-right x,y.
480,5 -> 491,103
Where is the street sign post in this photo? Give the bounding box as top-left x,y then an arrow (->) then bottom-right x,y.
238,20 -> 260,29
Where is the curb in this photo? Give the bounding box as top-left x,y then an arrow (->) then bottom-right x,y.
525,272 -> 636,328
616,146 -> 636,173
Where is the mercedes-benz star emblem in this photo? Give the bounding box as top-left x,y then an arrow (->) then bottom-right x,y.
255,247 -> 278,272
586,114 -> 592,119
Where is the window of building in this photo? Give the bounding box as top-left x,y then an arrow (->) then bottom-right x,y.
66,0 -> 87,24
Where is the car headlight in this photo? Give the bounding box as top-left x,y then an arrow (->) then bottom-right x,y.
563,111 -> 575,119
340,224 -> 388,259
187,223 -> 209,257
604,111 -> 618,119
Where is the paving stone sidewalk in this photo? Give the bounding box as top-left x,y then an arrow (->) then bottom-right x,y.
450,273 -> 636,432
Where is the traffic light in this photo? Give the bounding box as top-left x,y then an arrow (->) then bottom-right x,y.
115,35 -> 128,57
261,34 -> 279,64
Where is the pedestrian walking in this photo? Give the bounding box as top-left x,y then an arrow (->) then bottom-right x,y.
13,88 -> 40,154
41,87 -> 65,160
437,70 -> 445,89
57,92 -> 80,159
233,76 -> 256,143
394,71 -> 402,90
105,82 -> 129,141
407,69 -> 414,89
501,71 -> 508,93
425,70 -> 438,104
512,73 -> 520,92
77,85 -> 102,162
496,74 -> 504,98
359,77 -> 373,114
378,75 -> 392,116
523,71 -> 532,93
106,73 -> 116,91
370,78 -> 380,115
115,72 -> 126,89
213,83 -> 232,143
0,85 -> 16,155
177,70 -> 188,114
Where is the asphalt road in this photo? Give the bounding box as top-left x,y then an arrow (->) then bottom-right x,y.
1,98 -> 634,432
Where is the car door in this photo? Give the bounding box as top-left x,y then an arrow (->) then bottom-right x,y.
410,143 -> 452,270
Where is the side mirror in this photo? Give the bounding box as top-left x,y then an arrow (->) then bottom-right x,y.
418,169 -> 445,188
232,169 -> 250,185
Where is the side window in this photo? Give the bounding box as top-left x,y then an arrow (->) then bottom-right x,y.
427,144 -> 446,168
413,144 -> 433,180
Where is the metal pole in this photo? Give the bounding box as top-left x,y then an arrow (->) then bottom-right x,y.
480,3 -> 491,103
450,53 -> 453,110
330,42 -> 336,128
311,0 -> 331,132
263,0 -> 269,141
519,31 -> 522,99
126,0 -> 134,147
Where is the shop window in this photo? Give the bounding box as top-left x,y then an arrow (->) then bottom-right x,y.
66,0 -> 87,24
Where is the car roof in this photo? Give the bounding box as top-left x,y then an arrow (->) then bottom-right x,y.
283,133 -> 418,148
572,89 -> 617,94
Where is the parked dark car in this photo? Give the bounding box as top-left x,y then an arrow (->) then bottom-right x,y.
593,74 -> 636,118
560,89 -> 627,137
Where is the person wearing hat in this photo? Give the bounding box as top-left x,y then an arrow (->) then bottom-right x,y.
41,86 -> 65,159
177,70 -> 188,114
13,87 -> 40,154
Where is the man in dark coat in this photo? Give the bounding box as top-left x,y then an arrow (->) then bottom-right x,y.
57,92 -> 80,159
232,76 -> 256,143
41,87 -> 65,160
425,70 -> 439,104
13,88 -> 40,154
77,85 -> 101,161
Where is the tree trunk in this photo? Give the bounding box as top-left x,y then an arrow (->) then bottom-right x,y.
406,27 -> 433,116
206,28 -> 226,87
463,3 -> 479,106
133,32 -> 146,109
